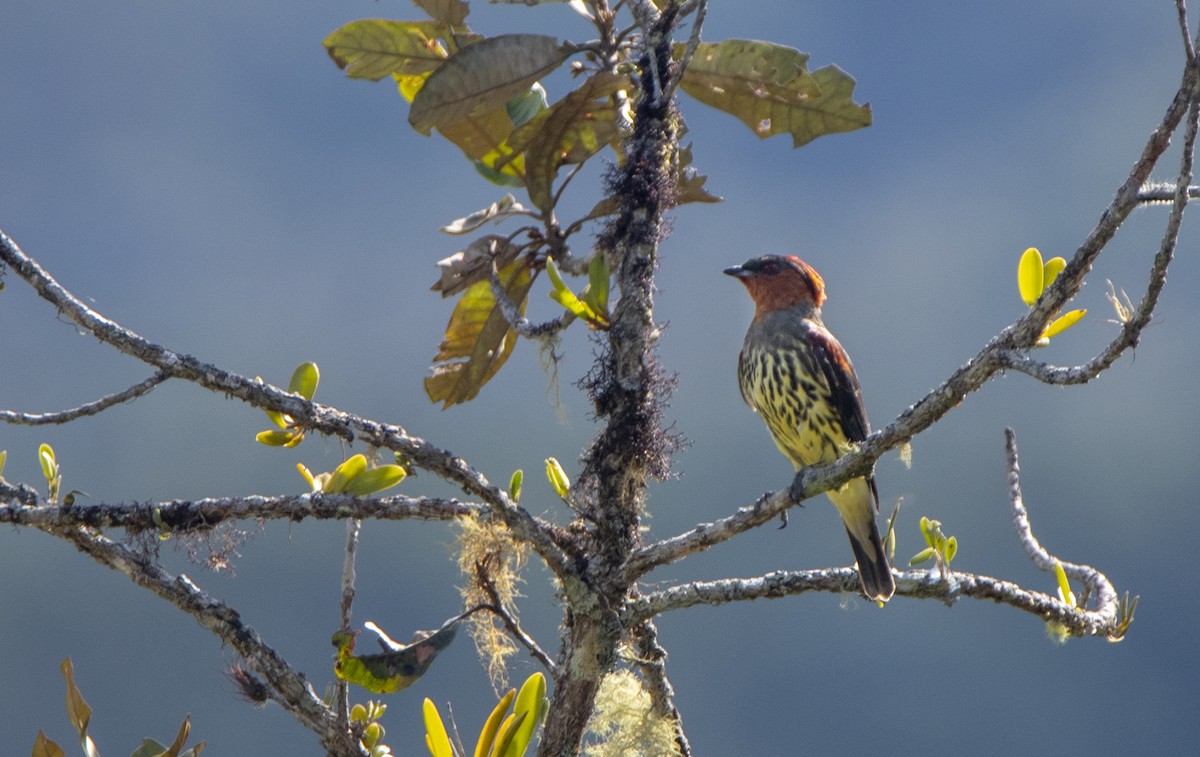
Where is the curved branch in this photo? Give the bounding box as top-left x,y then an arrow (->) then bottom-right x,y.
48,523 -> 364,755
488,261 -> 575,338
625,568 -> 1116,638
0,493 -> 482,531
624,42 -> 1200,581
0,229 -> 576,583
0,370 -> 170,425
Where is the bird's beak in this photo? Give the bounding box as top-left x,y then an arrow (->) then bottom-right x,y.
723,265 -> 749,278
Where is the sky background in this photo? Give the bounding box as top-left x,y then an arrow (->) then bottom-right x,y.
2,1 -> 1198,755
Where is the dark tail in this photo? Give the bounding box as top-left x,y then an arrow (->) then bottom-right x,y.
845,522 -> 896,602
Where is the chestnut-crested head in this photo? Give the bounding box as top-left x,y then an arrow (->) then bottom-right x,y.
724,255 -> 827,317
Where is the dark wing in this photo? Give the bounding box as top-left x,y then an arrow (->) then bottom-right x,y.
736,347 -> 756,411
806,323 -> 880,507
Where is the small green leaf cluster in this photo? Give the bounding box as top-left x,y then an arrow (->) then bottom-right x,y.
1017,247 -> 1086,346
543,457 -> 570,500
546,254 -> 610,330
423,672 -> 547,757
351,701 -> 393,757
909,516 -> 958,579
37,443 -> 61,504
33,659 -> 205,757
255,362 -> 319,447
298,455 -> 407,496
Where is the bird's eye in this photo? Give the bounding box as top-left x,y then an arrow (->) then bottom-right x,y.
762,260 -> 779,275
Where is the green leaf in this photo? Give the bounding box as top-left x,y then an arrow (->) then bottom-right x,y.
256,429 -> 299,447
343,465 -> 408,496
409,35 -> 570,135
38,443 -> 57,483
324,20 -> 449,81
501,672 -> 546,757
32,732 -> 65,757
475,689 -> 517,757
908,546 -> 936,566
678,40 -> 871,147
437,107 -> 525,183
424,699 -> 454,757
264,409 -> 289,429
584,252 -> 610,319
1043,256 -> 1067,288
1053,560 -> 1076,608
546,258 -> 602,324
508,469 -> 524,504
1042,308 -> 1087,340
425,258 -> 536,408
507,82 -> 549,128
0,448 -> 7,478
491,712 -> 529,757
544,457 -> 570,498
1018,247 -> 1045,306
943,535 -> 958,564
326,454 -> 369,494
413,0 -> 470,26
288,361 -> 320,400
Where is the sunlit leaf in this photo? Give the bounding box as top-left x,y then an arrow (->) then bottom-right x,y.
343,464 -> 408,496
544,457 -> 571,498
492,712 -> 529,757
1042,308 -> 1086,340
475,689 -> 517,757
413,0 -> 470,26
256,429 -> 299,447
424,699 -> 454,757
584,252 -> 610,318
500,672 -> 546,757
0,449 -> 7,478
507,82 -> 549,128
326,454 -> 369,494
678,40 -> 871,147
409,34 -> 570,135
60,659 -> 93,746
1043,256 -> 1067,288
944,535 -> 958,564
438,106 -> 525,183
546,258 -> 602,324
508,469 -> 524,504
324,20 -> 449,81
38,443 -> 57,482
1018,247 -> 1044,305
425,258 -> 536,408
288,361 -> 320,400
908,546 -> 936,566
395,70 -> 433,103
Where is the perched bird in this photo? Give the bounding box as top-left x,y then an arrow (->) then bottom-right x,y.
726,254 -> 895,601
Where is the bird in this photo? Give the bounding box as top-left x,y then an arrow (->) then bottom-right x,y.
725,254 -> 895,601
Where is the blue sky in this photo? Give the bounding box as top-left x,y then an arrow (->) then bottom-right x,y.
2,2 -> 1197,754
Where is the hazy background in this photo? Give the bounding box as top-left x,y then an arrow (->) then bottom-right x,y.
3,2 -> 1197,754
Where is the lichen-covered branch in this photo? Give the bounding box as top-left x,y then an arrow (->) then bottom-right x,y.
0,492 -> 482,532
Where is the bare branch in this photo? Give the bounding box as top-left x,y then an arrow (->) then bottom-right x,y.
0,228 -> 576,583
660,0 -> 706,104
1177,0 -> 1196,63
47,522 -> 365,755
0,370 -> 170,425
1004,428 -> 1118,623
0,492 -> 482,531
335,518 -> 362,732
477,565 -> 558,674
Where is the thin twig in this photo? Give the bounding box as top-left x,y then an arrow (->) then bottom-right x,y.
1004,428 -> 1118,622
488,260 -> 576,338
660,0 -> 706,104
476,562 -> 558,674
336,518 -> 362,733
0,370 -> 170,425
1178,0 -> 1195,63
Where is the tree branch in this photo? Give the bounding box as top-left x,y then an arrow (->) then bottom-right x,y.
624,42 -> 1200,581
628,619 -> 692,757
0,370 -> 171,425
0,229 -> 576,584
0,493 -> 482,532
45,522 -> 365,755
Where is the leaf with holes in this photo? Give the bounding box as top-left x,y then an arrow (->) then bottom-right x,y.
324,20 -> 449,81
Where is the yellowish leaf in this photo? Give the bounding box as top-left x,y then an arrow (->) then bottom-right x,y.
424,699 -> 454,757
1042,308 -> 1086,340
1018,247 -> 1044,305
324,20 -> 449,81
